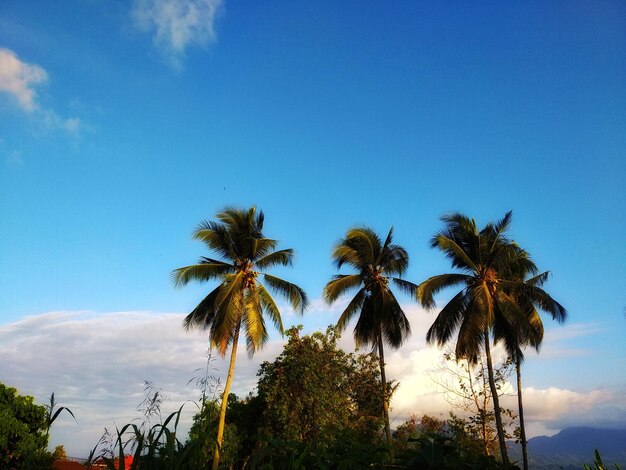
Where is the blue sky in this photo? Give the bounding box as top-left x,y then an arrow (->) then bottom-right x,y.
1,0 -> 625,457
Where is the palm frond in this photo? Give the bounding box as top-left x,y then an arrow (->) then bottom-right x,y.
248,237 -> 278,260
255,208 -> 265,230
257,282 -> 284,334
425,290 -> 468,346
524,308 -> 544,349
431,234 -> 478,272
263,274 -> 308,313
486,210 -> 513,253
183,284 -> 222,331
171,261 -> 234,287
382,227 -> 394,252
332,227 -> 381,269
255,249 -> 294,269
243,288 -> 268,356
492,290 -> 526,357
455,301 -> 486,364
353,294 -> 379,349
210,274 -> 245,356
381,244 -> 409,276
346,226 -> 381,260
331,244 -> 368,271
193,221 -> 239,260
214,207 -> 239,228
379,289 -> 411,348
417,273 -> 470,309
525,271 -> 550,287
336,287 -> 366,333
323,274 -> 362,304
392,278 -> 419,299
437,213 -> 478,257
521,285 -> 567,323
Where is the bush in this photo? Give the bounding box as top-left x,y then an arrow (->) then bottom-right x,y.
0,382 -> 54,470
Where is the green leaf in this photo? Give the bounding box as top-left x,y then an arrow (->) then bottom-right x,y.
263,274 -> 308,313
323,274 -> 362,304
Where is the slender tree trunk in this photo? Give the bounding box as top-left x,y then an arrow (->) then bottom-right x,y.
212,320 -> 241,470
377,329 -> 393,457
484,328 -> 510,464
516,353 -> 529,470
467,359 -> 489,456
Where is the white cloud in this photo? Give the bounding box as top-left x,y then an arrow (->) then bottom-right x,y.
501,386 -> 626,432
0,310 -> 286,458
1,308 -> 623,459
132,0 -> 223,69
0,48 -> 82,136
0,48 -> 47,111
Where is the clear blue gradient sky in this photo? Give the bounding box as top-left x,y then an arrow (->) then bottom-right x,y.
1,0 -> 625,454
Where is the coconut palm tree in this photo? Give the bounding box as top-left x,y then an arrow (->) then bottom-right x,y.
173,206 -> 308,470
323,227 -> 417,451
417,211 -> 531,464
494,249 -> 567,470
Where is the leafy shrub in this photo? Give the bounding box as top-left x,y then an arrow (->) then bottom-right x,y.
0,382 -> 54,470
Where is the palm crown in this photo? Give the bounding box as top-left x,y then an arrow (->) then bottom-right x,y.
173,206 -> 308,356
418,211 -> 537,361
323,227 -> 416,348
493,246 -> 567,359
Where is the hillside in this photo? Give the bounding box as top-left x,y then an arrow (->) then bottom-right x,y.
508,427 -> 626,469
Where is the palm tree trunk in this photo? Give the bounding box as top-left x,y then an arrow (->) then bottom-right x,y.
212,320 -> 241,470
484,328 -> 510,464
377,329 -> 393,456
516,353 -> 529,470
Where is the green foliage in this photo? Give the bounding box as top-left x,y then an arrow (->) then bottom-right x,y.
433,351 -> 518,457
45,393 -> 76,433
393,414 -> 519,470
0,382 -> 54,470
254,326 -> 388,467
87,406 -> 192,470
87,383 -> 196,470
584,449 -> 623,470
248,435 -> 388,470
51,445 -> 67,461
185,396 -> 244,468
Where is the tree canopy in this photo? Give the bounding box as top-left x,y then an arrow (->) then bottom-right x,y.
0,382 -> 54,470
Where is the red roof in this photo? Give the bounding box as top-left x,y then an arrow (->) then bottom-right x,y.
53,461 -> 89,470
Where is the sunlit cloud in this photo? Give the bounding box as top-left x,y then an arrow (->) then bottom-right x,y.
0,47 -> 82,136
0,310 -> 286,458
0,47 -> 47,111
132,0 -> 223,70
1,308 -> 623,458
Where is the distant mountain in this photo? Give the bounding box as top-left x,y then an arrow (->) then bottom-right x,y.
508,426 -> 626,469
